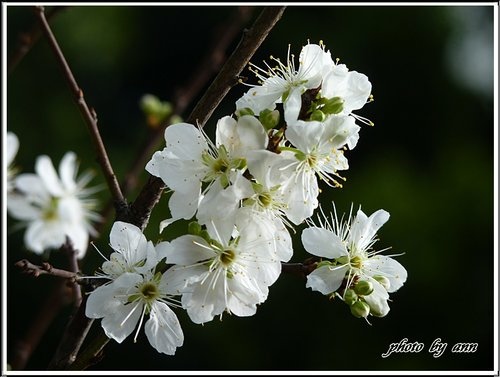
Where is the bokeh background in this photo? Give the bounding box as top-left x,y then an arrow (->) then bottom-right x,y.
5,4 -> 495,372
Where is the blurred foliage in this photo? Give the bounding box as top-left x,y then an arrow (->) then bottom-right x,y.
5,4 -> 495,372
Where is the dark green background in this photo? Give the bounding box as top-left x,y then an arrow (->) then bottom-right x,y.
5,4 -> 495,372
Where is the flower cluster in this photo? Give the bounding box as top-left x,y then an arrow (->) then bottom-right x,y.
8,40 -> 408,358
85,222 -> 183,355
302,204 -> 407,321
7,139 -> 100,258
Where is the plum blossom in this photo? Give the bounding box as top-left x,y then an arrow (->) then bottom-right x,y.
145,115 -> 267,231
301,204 -> 407,318
7,152 -> 100,257
161,214 -> 283,324
86,221 -> 184,355
236,42 -> 334,124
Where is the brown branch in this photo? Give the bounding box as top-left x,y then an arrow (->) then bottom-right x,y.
8,6 -> 68,75
15,259 -> 80,280
127,6 -> 287,230
34,6 -> 127,218
186,6 -> 286,127
47,294 -> 95,370
120,6 -> 255,200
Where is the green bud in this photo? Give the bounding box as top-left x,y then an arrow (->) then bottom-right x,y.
336,256 -> 349,265
316,260 -> 333,269
343,289 -> 358,306
169,115 -> 183,125
199,229 -> 211,243
354,280 -> 374,296
310,109 -> 326,122
188,221 -> 202,236
140,94 -> 173,128
373,275 -> 391,291
235,107 -> 254,118
350,300 -> 370,318
232,157 -> 247,170
259,109 -> 280,130
322,96 -> 344,115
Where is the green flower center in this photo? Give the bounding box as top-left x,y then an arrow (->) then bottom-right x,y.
220,248 -> 236,266
42,197 -> 60,221
139,282 -> 159,301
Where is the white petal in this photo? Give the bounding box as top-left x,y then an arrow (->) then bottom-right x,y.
167,185 -> 201,221
363,277 -> 390,317
109,221 -> 149,266
95,273 -> 144,343
160,264 -> 207,296
59,152 -> 77,192
283,87 -> 303,125
182,273 -> 226,324
306,264 -> 349,295
350,209 -> 390,252
64,223 -> 89,258
168,235 -> 216,265
14,174 -> 49,200
164,123 -> 208,159
7,132 -> 19,166
281,168 -> 319,225
301,227 -> 348,259
24,220 -> 66,253
35,155 -> 64,197
363,255 -> 408,293
7,192 -> 42,220
235,83 -> 281,115
145,302 -> 184,355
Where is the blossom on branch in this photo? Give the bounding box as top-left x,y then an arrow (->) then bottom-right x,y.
301,204 -> 407,320
86,221 -> 184,355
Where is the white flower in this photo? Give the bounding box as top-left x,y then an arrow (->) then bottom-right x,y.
301,204 -> 407,317
85,271 -> 184,355
86,222 -> 184,355
99,221 -> 158,280
145,116 -> 267,231
7,152 -> 100,257
321,63 -> 372,120
236,42 -> 334,124
162,215 -> 283,324
6,131 -> 19,192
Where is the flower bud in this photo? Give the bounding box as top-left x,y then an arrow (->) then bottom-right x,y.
373,275 -> 391,291
354,280 -> 374,296
343,289 -> 358,306
310,109 -> 326,122
140,94 -> 173,129
235,107 -> 255,118
322,96 -> 344,115
188,221 -> 202,236
259,109 -> 280,130
350,300 -> 370,318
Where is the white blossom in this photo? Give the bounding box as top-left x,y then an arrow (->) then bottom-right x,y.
161,215 -> 283,324
236,42 -> 334,124
7,152 -> 100,257
145,116 -> 267,231
301,204 -> 407,318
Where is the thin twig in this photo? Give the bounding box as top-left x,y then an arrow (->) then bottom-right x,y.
47,294 -> 95,370
8,6 -> 68,75
120,6 -> 255,200
61,237 -> 82,307
127,6 -> 287,230
15,259 -> 80,280
34,6 -> 127,218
